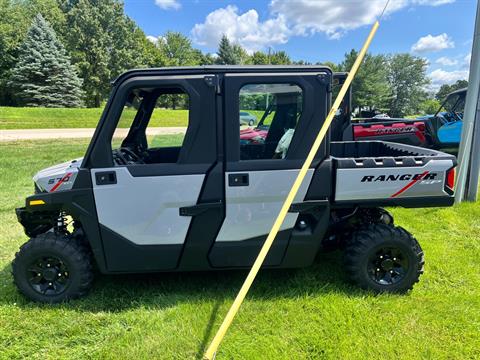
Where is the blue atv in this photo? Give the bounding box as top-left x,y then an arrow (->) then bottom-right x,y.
417,88 -> 466,152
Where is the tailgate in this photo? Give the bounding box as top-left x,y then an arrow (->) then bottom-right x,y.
331,141 -> 456,208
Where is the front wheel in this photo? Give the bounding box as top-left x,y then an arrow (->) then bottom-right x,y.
344,224 -> 424,293
248,119 -> 255,126
12,232 -> 94,303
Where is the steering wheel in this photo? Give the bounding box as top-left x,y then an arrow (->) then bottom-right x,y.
121,147 -> 145,164
453,112 -> 463,121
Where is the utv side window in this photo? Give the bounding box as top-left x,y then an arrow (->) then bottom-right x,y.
112,87 -> 189,165
239,83 -> 302,160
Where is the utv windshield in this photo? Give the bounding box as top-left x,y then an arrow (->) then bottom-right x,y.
436,89 -> 467,121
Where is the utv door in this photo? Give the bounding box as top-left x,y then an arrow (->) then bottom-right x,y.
88,75 -> 221,272
209,72 -> 330,268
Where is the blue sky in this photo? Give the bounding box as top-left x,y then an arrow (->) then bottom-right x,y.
124,0 -> 477,91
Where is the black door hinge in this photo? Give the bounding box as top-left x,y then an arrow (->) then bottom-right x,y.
204,75 -> 221,94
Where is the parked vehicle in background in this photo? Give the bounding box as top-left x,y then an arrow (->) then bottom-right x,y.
239,111 -> 257,126
332,74 -> 465,153
416,88 -> 466,151
242,73 -> 432,148
373,113 -> 390,119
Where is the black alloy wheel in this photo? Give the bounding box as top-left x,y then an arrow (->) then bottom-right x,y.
345,224 -> 424,293
26,255 -> 71,296
367,246 -> 409,285
12,232 -> 94,303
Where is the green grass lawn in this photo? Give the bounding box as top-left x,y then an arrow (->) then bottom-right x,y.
0,138 -> 479,359
0,106 -> 189,129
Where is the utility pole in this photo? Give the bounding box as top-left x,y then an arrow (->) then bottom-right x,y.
455,0 -> 480,203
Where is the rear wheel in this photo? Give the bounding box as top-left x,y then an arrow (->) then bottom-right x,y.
248,119 -> 254,126
344,224 -> 424,293
12,232 -> 94,303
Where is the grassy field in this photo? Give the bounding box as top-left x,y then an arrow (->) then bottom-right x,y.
0,107 -> 189,129
0,138 -> 479,359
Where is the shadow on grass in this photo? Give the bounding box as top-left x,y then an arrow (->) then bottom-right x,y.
0,250 -> 368,358
1,250 -> 364,313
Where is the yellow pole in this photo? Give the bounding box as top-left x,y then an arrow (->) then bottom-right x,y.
204,20 -> 381,360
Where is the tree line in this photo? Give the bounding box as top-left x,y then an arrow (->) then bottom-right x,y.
0,0 -> 467,116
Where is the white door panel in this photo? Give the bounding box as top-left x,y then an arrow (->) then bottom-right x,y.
92,167 -> 204,245
216,169 -> 313,242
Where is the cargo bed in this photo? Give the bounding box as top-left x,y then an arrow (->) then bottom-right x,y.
330,141 -> 456,208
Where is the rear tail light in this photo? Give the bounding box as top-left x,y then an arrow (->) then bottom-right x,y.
446,167 -> 456,190
414,122 -> 426,131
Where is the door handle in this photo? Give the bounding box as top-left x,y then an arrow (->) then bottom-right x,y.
179,201 -> 223,216
228,173 -> 249,187
95,171 -> 117,185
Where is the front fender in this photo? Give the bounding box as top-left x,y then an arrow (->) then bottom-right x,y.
16,207 -> 57,237
18,188 -> 107,273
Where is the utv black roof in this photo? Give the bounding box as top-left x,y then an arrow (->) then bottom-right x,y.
447,87 -> 467,97
112,65 -> 333,85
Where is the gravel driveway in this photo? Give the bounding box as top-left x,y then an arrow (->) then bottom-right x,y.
0,127 -> 187,141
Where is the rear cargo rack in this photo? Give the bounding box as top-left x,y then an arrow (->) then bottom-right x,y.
330,141 -> 456,208
330,141 -> 455,169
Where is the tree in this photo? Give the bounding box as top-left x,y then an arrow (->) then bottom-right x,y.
63,0 -> 115,107
9,14 -> 83,107
232,44 -> 250,64
158,31 -> 198,66
0,0 -> 66,105
435,79 -> 468,101
387,53 -> 429,117
419,98 -> 441,115
251,51 -> 269,65
270,51 -> 291,65
195,50 -> 216,65
63,0 -> 165,107
216,35 -> 240,65
319,61 -> 340,71
340,50 -> 391,111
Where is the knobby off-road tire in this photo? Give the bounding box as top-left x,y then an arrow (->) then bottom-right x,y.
12,232 -> 94,303
344,224 -> 424,293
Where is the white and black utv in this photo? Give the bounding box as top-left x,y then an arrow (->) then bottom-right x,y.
12,66 -> 457,303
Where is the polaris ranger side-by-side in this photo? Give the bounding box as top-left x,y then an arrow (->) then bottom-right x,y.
12,66 -> 456,303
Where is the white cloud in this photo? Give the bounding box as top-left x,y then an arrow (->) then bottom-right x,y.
146,35 -> 159,44
435,56 -> 458,66
269,0 -> 455,39
464,53 -> 472,68
146,35 -> 166,46
413,0 -> 455,5
411,33 -> 454,53
270,0 -> 407,39
428,68 -> 468,91
192,0 -> 455,51
154,0 -> 181,10
191,5 -> 289,53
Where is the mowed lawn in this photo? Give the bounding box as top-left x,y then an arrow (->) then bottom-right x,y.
0,138 -> 479,359
0,107 -> 189,129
